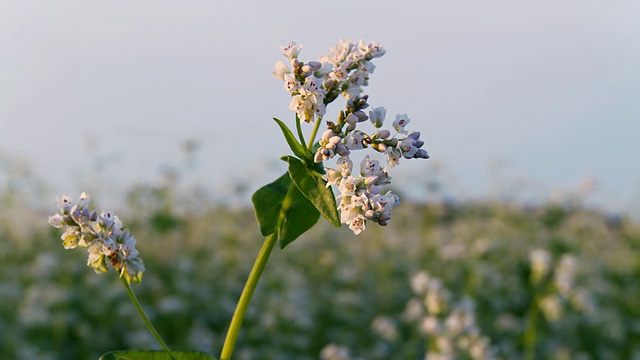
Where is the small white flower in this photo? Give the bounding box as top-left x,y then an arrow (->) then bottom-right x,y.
281,41 -> 302,60
283,73 -> 300,93
344,131 -> 364,150
301,75 -> 323,94
386,147 -> 401,168
61,227 -> 81,249
288,95 -> 313,122
411,271 -> 431,295
314,62 -> 334,78
338,176 -> 358,197
369,107 -> 386,128
360,40 -> 386,58
76,192 -> 90,208
87,242 -> 108,273
55,195 -> 74,214
360,155 -> 382,178
47,213 -> 65,228
348,214 -> 366,235
398,137 -> 419,158
272,61 -> 290,80
529,249 -> 551,284
421,316 -> 440,335
323,168 -> 343,187
393,114 -> 411,134
336,157 -> 353,176
288,75 -> 327,122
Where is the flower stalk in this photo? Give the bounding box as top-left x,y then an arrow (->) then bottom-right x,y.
221,178 -> 300,359
220,232 -> 278,360
307,115 -> 323,150
121,276 -> 176,360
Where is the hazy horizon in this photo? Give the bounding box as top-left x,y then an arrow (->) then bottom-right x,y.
2,1 -> 639,215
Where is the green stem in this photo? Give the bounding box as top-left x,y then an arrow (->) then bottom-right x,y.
121,277 -> 176,360
220,232 -> 279,360
523,294 -> 540,360
221,184 -> 298,359
307,116 -> 323,150
295,115 -> 307,149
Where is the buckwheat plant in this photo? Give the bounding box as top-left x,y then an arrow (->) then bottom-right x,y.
48,193 -> 178,359
222,40 -> 428,358
48,39 -> 428,360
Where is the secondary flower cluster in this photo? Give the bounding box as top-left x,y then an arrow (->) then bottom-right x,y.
317,95 -> 429,234
48,193 -> 145,284
323,155 -> 399,235
314,96 -> 429,168
273,39 -> 385,123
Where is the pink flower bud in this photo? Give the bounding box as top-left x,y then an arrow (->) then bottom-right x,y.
378,130 -> 391,139
345,113 -> 359,125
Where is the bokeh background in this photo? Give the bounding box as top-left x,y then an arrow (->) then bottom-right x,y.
1,1 -> 640,359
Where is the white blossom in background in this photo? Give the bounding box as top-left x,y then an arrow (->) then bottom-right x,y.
406,272 -> 496,360
527,249 -> 596,322
554,254 -> 577,295
371,315 -> 399,342
320,343 -> 352,360
48,192 -> 145,284
540,295 -> 564,321
529,249 -> 551,285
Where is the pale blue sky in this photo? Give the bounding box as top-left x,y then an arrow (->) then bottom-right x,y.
1,1 -> 639,214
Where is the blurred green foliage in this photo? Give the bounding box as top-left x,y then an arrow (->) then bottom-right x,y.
1,154 -> 640,359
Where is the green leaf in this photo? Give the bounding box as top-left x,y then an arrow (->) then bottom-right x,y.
278,184 -> 320,248
252,172 -> 321,248
273,117 -> 311,162
282,155 -> 341,228
99,350 -> 216,360
251,173 -> 292,236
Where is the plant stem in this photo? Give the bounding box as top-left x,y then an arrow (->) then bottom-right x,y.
295,115 -> 307,149
220,232 -> 278,360
523,295 -> 539,360
121,277 -> 176,360
307,116 -> 323,150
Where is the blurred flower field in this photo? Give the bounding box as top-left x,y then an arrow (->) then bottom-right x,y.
1,161 -> 640,360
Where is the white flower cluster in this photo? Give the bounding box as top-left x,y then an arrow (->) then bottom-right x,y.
273,39 -> 385,123
48,192 -> 145,284
528,249 -> 595,321
407,271 -> 495,360
323,154 -> 398,235
318,98 -> 428,234
274,40 -> 429,234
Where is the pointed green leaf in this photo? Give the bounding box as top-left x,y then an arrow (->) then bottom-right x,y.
282,155 -> 341,228
251,173 -> 291,236
252,172 -> 322,248
278,184 -> 320,248
273,117 -> 311,162
99,350 -> 216,360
